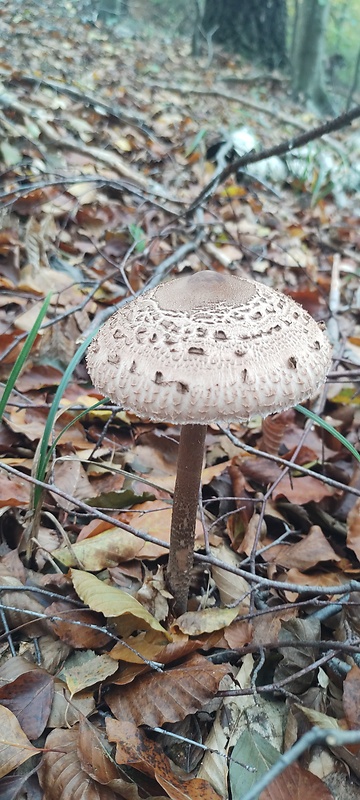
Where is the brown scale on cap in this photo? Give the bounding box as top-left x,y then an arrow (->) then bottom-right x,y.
86,271 -> 332,424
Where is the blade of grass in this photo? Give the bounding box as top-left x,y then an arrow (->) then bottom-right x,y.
44,397 -> 109,468
0,294 -> 52,422
296,404 -> 360,463
34,332 -> 107,506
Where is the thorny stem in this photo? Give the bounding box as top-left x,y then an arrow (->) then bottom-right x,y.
166,424 -> 207,617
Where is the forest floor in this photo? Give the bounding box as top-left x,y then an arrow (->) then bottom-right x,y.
0,2 -> 360,799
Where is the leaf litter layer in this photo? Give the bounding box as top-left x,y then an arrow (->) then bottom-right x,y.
0,1 -> 360,798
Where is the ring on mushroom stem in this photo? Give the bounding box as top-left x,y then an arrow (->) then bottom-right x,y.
86,270 -> 332,617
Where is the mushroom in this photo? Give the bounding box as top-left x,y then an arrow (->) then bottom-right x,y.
86,270 -> 332,616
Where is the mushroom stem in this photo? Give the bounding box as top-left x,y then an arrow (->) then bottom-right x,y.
166,423 -> 207,617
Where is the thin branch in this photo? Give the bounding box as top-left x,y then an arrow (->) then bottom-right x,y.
0,602 -> 163,670
185,104 -> 360,216
1,462 -> 360,598
241,727 -> 360,800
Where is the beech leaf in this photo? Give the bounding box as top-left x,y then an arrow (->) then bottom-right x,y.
71,569 -> 171,639
0,705 -> 40,779
106,653 -> 229,728
0,670 -> 54,739
106,718 -> 221,800
39,728 -> 119,800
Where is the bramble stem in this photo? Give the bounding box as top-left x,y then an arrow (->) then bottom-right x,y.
166,423 -> 207,617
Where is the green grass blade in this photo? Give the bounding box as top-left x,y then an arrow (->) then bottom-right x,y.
0,294 -> 52,422
34,331 -> 106,506
44,397 -> 109,468
296,404 -> 360,463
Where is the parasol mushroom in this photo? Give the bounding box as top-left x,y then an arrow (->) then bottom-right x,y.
86,270 -> 332,616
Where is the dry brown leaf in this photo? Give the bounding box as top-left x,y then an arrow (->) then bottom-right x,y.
273,474 -> 334,504
46,602 -> 111,649
15,363 -> 64,392
263,525 -> 340,570
0,705 -> 40,778
259,409 -> 296,455
110,629 -> 205,667
106,653 -> 229,728
0,472 -> 30,507
54,527 -> 150,569
252,607 -> 298,647
210,543 -> 251,606
0,670 -> 54,739
260,762 -> 334,800
346,498 -> 360,561
118,501 -> 204,554
217,619 -> 253,650
38,727 -> 119,800
50,459 -> 93,511
279,568 -> 346,601
47,681 -> 95,728
54,500 -> 195,568
343,665 -> 360,730
7,406 -> 88,448
77,718 -> 143,800
0,576 -> 49,637
106,718 -> 221,800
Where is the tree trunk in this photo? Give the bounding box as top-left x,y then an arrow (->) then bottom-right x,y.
202,0 -> 287,69
292,0 -> 333,114
97,0 -> 128,24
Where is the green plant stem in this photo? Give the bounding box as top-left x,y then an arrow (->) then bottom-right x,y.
34,333 -> 99,507
296,404 -> 360,462
0,294 -> 52,422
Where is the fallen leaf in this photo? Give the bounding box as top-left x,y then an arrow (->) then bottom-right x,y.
38,727 -> 119,800
343,665 -> 360,730
46,602 -> 111,649
262,525 -> 340,570
0,705 -> 40,778
106,654 -> 229,728
0,671 -> 54,739
47,681 -> 95,728
210,543 -> 251,606
260,761 -> 334,800
106,718 -> 221,800
347,498 -> 360,561
175,606 -> 240,636
62,653 -> 118,695
77,717 -> 146,799
71,569 -> 171,640
273,474 -> 334,504
0,473 -> 30,507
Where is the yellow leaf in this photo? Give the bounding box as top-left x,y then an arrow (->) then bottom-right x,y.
63,654 -> 118,695
71,569 -> 171,640
54,528 -> 147,569
175,606 -> 240,636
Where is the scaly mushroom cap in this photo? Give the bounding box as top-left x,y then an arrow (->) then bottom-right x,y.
86,271 -> 332,423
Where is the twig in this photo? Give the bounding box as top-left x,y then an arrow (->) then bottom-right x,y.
0,608 -> 16,656
0,602 -> 163,670
219,650 -> 337,697
145,81 -> 309,131
185,104 -> 360,216
241,727 -> 360,800
219,427 -> 360,496
1,462 -> 360,597
12,74 -> 157,138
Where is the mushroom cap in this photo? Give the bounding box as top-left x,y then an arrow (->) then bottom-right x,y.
86,271 -> 332,424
